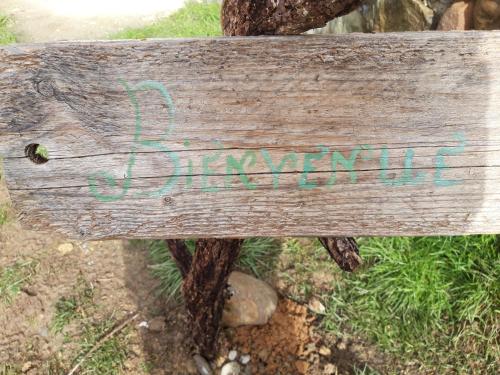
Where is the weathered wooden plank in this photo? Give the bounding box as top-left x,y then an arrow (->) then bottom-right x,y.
0,32 -> 499,239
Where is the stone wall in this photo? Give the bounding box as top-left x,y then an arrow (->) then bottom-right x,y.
311,0 -> 500,33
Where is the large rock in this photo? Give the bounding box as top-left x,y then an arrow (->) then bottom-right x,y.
313,0 -> 440,34
362,0 -> 434,32
428,0 -> 456,19
474,0 -> 500,30
222,271 -> 278,328
437,1 -> 475,30
309,10 -> 365,34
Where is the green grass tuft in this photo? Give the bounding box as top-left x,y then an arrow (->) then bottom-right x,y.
0,260 -> 37,305
0,15 -> 16,45
35,144 -> 49,160
148,238 -> 281,301
0,364 -> 20,375
51,278 -> 129,374
323,235 -> 500,374
76,317 -> 130,375
112,1 -> 222,40
51,276 -> 95,333
0,204 -> 8,225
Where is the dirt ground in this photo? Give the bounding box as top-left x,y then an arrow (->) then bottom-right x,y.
0,178 -> 195,374
0,0 -> 185,42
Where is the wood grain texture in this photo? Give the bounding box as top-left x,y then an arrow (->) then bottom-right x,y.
0,32 -> 499,239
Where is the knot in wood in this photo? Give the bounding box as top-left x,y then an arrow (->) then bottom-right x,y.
34,78 -> 56,98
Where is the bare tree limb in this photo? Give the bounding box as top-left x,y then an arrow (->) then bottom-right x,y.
319,237 -> 362,272
165,239 -> 192,278
222,0 -> 362,36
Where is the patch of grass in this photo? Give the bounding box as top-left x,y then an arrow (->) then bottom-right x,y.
0,364 -> 20,375
51,276 -> 95,333
148,238 -> 281,301
0,15 -> 16,45
75,316 -> 130,375
51,278 -> 129,374
35,144 -> 49,160
323,235 -> 500,374
112,1 -> 222,40
140,361 -> 154,373
41,355 -> 68,375
0,204 -> 8,225
353,365 -> 381,375
279,238 -> 339,301
0,260 -> 37,305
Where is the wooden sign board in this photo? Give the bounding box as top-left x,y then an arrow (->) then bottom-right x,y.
1,32 -> 499,240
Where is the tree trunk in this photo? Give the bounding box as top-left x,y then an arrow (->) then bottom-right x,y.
182,239 -> 243,357
165,239 -> 192,278
168,0 -> 365,360
166,238 -> 242,359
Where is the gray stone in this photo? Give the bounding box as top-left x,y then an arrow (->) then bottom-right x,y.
310,10 -> 365,34
222,272 -> 278,328
240,354 -> 251,365
313,0 -> 438,35
220,362 -> 241,375
193,354 -> 213,375
362,0 -> 434,32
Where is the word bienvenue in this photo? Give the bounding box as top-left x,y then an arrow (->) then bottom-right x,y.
88,80 -> 467,202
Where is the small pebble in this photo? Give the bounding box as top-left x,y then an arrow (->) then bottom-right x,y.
324,363 -> 338,374
240,354 -> 251,365
257,349 -> 269,361
214,355 -> 226,368
336,339 -> 348,351
21,362 -> 32,373
193,354 -> 213,375
228,350 -> 238,361
148,316 -> 166,332
138,321 -> 149,329
319,346 -> 332,356
57,243 -> 74,255
295,360 -> 309,374
220,361 -> 241,375
308,298 -> 326,314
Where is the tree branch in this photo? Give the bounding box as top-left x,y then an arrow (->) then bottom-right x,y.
222,0 -> 362,36
318,237 -> 362,272
165,239 -> 192,278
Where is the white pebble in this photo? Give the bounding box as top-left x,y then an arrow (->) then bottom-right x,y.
240,354 -> 251,365
228,350 -> 238,361
221,361 -> 241,375
137,321 -> 149,329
